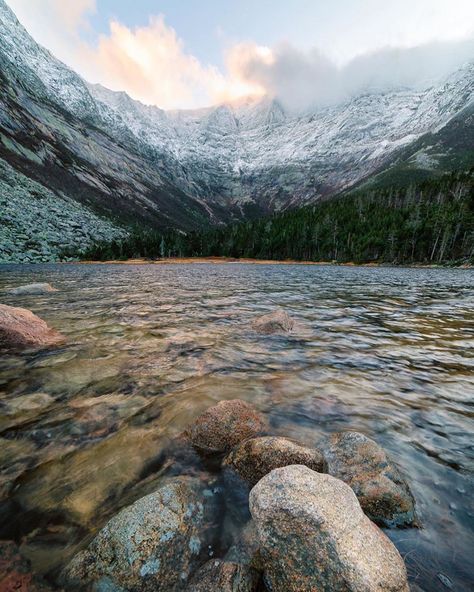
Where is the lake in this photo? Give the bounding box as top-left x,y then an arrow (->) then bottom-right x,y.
0,263 -> 473,591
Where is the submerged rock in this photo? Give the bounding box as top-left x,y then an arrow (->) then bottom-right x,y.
186,558 -> 260,592
8,283 -> 57,295
225,521 -> 263,572
251,309 -> 294,334
62,476 -> 223,591
223,436 -> 325,523
2,392 -> 54,415
185,400 -> 267,455
0,392 -> 55,432
0,303 -> 64,350
250,465 -> 410,592
322,431 -> 416,527
0,540 -> 53,591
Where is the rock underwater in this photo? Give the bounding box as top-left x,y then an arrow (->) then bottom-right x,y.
185,558 -> 260,592
251,309 -> 294,335
7,283 -> 58,296
0,540 -> 53,591
250,465 -> 410,592
0,303 -> 65,350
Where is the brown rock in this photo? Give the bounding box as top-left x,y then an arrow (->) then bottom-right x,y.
186,559 -> 260,592
0,304 -> 64,350
0,540 -> 52,591
185,400 -> 267,455
223,437 -> 325,524
322,431 -> 416,527
250,465 -> 410,592
223,436 -> 325,487
251,309 -> 294,334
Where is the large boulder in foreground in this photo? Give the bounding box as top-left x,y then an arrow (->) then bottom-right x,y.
223,437 -> 325,523
250,465 -> 410,592
322,431 -> 416,527
62,477 -> 223,591
8,283 -> 57,296
0,304 -> 64,350
186,559 -> 260,592
185,400 -> 267,455
251,309 -> 294,334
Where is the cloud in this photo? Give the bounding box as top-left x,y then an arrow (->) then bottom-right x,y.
87,17 -> 224,109
5,0 -> 474,111
82,17 -> 265,110
7,0 -> 95,32
5,1 -> 264,109
228,37 -> 474,111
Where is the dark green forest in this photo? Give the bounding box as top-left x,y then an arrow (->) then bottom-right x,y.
79,169 -> 474,265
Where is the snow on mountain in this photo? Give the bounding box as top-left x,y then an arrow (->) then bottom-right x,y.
1,0 -> 473,234
87,63 -> 474,209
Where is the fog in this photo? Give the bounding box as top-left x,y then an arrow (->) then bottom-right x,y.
233,37 -> 474,111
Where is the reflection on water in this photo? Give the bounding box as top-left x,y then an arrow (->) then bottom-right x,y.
0,263 -> 473,590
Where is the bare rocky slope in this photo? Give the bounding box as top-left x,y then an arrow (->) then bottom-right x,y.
0,0 -> 473,262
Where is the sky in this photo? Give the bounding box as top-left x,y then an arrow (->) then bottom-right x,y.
5,0 -> 474,111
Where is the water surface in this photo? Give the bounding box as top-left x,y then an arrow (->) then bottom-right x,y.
0,263 -> 473,590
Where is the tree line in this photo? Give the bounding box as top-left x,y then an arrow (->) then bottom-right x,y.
78,169 -> 474,265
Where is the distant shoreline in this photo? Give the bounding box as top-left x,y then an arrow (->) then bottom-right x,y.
74,257 -> 472,268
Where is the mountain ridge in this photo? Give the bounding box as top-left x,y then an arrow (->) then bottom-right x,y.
0,0 -> 473,262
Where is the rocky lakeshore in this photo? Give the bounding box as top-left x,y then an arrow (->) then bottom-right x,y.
0,302 -> 418,591
56,398 -> 415,592
1,265 -> 473,592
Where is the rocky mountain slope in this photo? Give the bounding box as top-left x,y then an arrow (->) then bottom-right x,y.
0,0 -> 473,261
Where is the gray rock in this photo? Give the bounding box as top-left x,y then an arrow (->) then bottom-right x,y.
250,465 -> 410,592
251,309 -> 294,335
185,400 -> 267,456
322,431 -> 416,527
0,303 -> 65,350
185,559 -> 260,592
62,477 -> 223,591
8,283 -> 57,295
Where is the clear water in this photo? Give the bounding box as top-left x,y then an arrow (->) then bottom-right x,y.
0,263 -> 473,591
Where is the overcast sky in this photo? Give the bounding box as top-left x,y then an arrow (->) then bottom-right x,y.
6,0 -> 474,110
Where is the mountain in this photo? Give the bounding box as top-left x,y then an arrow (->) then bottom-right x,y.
0,0 -> 473,262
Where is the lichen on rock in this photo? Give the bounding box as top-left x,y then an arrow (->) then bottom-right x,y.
249,465 -> 410,592
62,476 -> 223,591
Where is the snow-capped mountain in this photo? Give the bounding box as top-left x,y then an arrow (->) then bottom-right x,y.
89,64 -> 474,210
0,0 -> 473,261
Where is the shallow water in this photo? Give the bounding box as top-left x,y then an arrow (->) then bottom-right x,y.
0,263 -> 473,590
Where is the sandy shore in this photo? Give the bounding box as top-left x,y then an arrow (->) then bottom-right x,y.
74,257 -> 471,268
77,257 -> 337,266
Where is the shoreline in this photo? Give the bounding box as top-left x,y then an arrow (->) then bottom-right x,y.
74,257 -> 472,268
